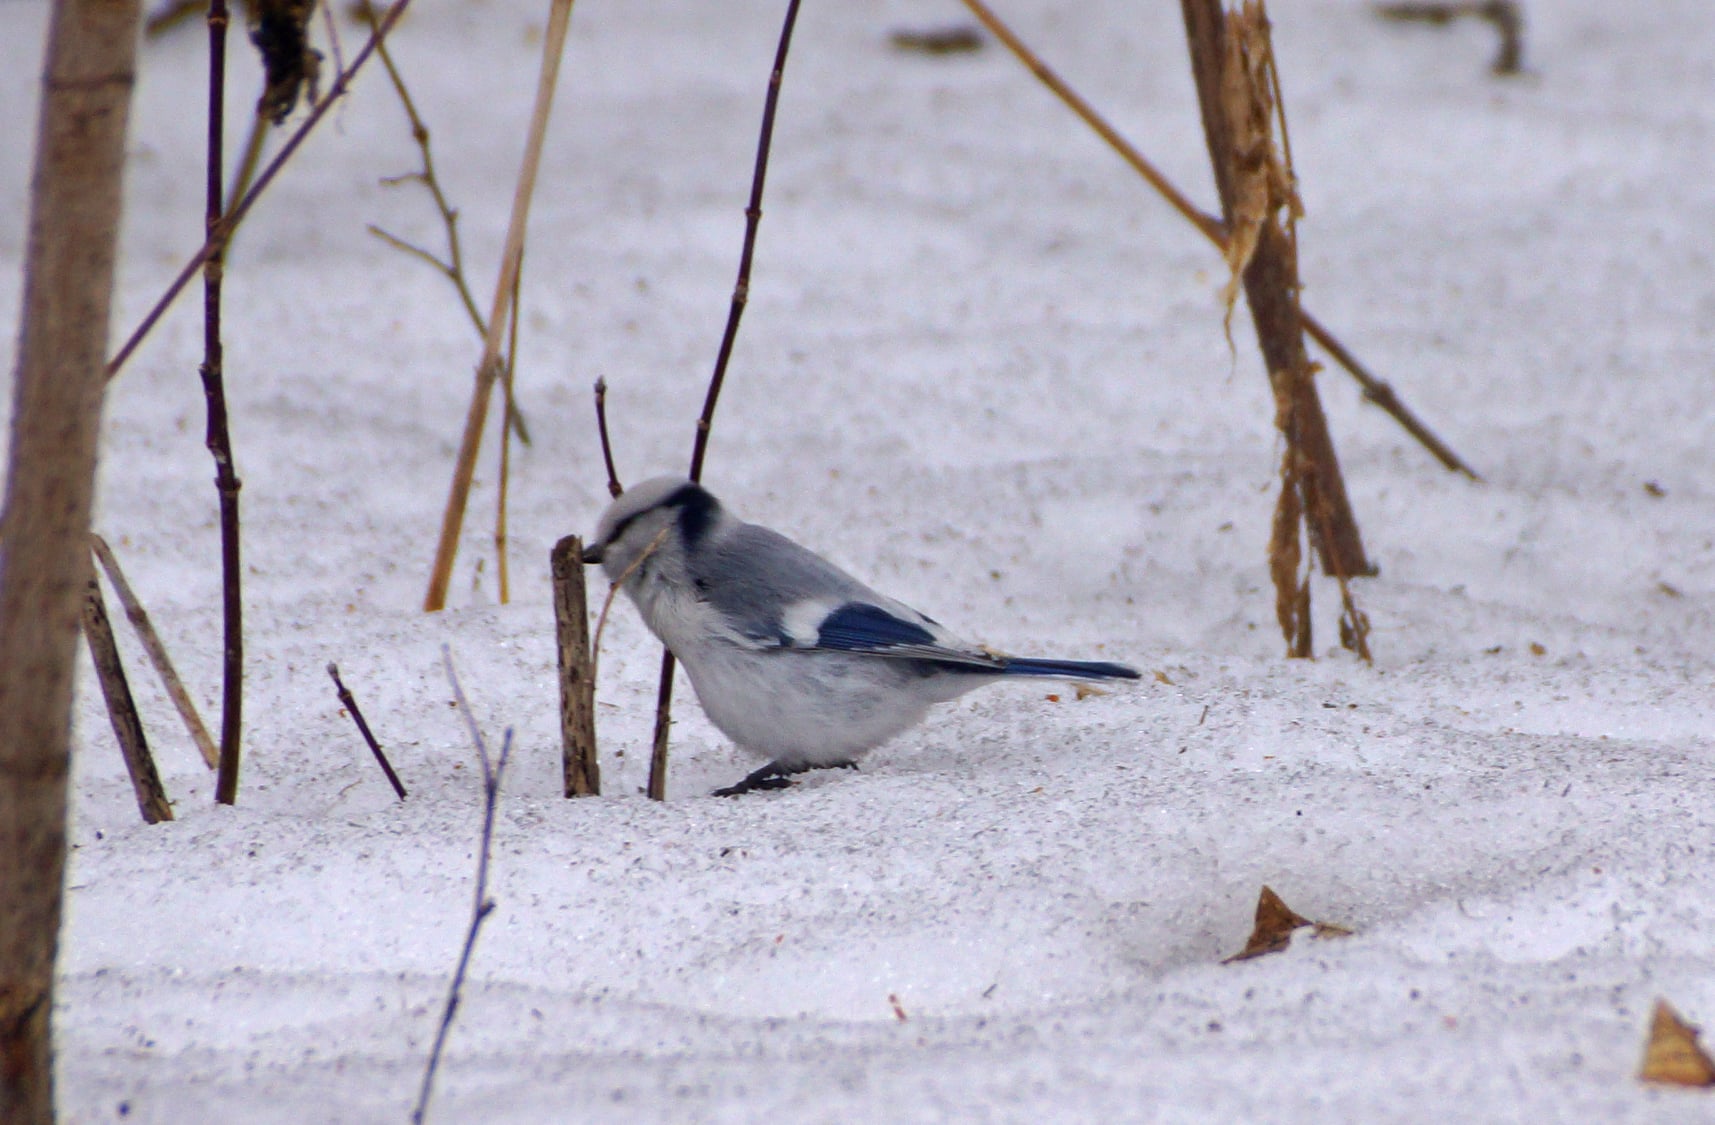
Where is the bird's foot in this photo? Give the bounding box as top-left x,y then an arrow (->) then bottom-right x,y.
713,762 -> 798,797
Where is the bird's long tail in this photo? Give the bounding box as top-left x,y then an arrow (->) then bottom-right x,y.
998,657 -> 1141,681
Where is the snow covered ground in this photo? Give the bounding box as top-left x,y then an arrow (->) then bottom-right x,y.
3,0 -> 1713,1119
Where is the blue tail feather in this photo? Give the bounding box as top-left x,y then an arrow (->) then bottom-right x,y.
998,657 -> 1141,681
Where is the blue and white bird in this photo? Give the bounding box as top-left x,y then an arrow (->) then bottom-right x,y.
581,477 -> 1140,795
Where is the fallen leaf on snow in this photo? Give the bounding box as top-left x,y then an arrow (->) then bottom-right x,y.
1224,886 -> 1352,963
1640,999 -> 1715,1087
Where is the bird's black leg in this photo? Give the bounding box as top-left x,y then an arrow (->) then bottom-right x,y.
713,761 -> 798,797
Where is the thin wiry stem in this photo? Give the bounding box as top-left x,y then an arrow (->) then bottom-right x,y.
414,649 -> 512,1124
203,0 -> 246,805
108,0 -> 420,381
648,0 -> 804,801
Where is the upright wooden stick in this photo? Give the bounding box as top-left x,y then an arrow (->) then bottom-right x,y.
0,0 -> 142,1111
552,536 -> 599,796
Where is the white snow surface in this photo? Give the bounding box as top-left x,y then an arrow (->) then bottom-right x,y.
4,0 -> 1714,1120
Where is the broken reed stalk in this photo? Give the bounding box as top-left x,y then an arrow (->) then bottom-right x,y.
646,0 -> 804,802
423,0 -> 576,613
90,535 -> 219,769
82,577 -> 174,824
202,0 -> 247,804
414,651 -> 513,1125
495,261 -> 523,604
107,0 -> 420,382
359,0 -> 530,446
957,0 -> 1478,481
326,663 -> 406,799
551,537 -> 599,796
593,378 -> 624,498
1182,0 -> 1374,658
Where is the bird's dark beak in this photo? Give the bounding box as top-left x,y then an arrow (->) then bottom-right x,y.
580,542 -> 604,566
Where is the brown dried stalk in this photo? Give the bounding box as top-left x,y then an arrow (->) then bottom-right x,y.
551,537 -> 599,796
82,577 -> 174,824
958,0 -> 1479,481
90,534 -> 220,769
495,259 -> 523,603
647,0 -> 804,802
423,0 -> 575,613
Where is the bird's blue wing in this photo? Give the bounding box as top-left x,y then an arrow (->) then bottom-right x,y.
794,601 -> 1004,670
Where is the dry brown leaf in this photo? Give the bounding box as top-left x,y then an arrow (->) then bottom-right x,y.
1224,886 -> 1352,963
1640,1000 -> 1715,1087
1074,683 -> 1109,701
1153,670 -> 1175,686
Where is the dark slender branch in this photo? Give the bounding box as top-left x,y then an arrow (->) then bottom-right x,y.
648,0 -> 803,801
593,378 -> 624,498
83,577 -> 174,824
107,0 -> 419,381
686,0 -> 803,482
203,0 -> 247,805
415,649 -> 511,1125
91,534 -> 219,769
327,663 -> 406,799
957,0 -> 1478,480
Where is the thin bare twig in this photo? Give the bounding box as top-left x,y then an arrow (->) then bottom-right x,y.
423,0 -> 575,613
957,0 -> 1479,480
327,662 -> 406,799
82,577 -> 174,824
593,378 -> 623,498
414,650 -> 513,1125
107,0 -> 420,382
356,0 -> 532,446
647,0 -> 804,802
90,534 -> 219,769
1375,1 -> 1524,75
203,0 -> 247,805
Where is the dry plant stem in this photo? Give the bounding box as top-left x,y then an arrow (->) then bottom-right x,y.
551,537 -> 599,797
958,0 -> 1478,481
0,0 -> 141,1113
91,535 -> 220,769
106,0 -> 419,382
647,0 -> 803,802
224,110 -> 269,224
414,652 -> 512,1125
82,578 -> 174,823
1183,0 -> 1372,585
495,263 -> 523,604
204,0 -> 247,805
593,378 -> 623,498
326,663 -> 406,799
423,0 -> 576,613
360,5 -> 530,445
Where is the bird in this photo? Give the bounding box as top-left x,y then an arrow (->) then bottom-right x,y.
581,476 -> 1140,795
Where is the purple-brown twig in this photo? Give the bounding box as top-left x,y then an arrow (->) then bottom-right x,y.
413,649 -> 512,1124
646,0 -> 804,802
327,663 -> 406,799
